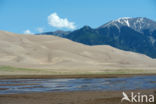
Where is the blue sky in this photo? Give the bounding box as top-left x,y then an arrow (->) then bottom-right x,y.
0,0 -> 156,34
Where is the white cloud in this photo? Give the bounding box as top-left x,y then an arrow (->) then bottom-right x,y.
37,27 -> 44,33
48,13 -> 76,29
24,29 -> 33,34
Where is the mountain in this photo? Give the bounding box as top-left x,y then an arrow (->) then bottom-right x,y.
99,17 -> 156,33
37,30 -> 71,37
42,17 -> 156,58
0,31 -> 156,73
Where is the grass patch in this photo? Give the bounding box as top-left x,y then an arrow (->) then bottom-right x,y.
0,66 -> 38,72
150,81 -> 156,83
0,66 -> 155,75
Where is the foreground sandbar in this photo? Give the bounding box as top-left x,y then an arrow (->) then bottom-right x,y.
0,74 -> 156,79
0,89 -> 155,104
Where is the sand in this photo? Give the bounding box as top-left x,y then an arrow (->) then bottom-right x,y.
0,89 -> 155,104
0,74 -> 155,104
0,74 -> 156,79
0,30 -> 156,74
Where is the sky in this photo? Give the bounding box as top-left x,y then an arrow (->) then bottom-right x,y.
0,0 -> 156,34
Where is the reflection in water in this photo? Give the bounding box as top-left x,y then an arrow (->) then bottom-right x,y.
0,76 -> 156,94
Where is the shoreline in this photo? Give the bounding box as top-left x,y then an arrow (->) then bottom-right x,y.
0,89 -> 155,104
0,73 -> 156,79
0,74 -> 156,104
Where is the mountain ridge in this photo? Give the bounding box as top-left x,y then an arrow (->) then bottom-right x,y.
0,30 -> 156,72
99,17 -> 156,33
39,17 -> 156,58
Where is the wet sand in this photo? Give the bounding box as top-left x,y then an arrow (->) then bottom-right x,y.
0,74 -> 156,104
0,74 -> 156,79
0,89 -> 155,104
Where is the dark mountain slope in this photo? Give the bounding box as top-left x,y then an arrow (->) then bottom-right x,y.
39,17 -> 156,58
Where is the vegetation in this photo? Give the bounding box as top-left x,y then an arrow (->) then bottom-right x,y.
0,66 -> 155,75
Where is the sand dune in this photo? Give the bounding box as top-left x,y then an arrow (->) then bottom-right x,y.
0,31 -> 156,73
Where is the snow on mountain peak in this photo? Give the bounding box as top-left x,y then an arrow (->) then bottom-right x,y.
99,17 -> 156,33
115,17 -> 132,27
116,17 -> 132,21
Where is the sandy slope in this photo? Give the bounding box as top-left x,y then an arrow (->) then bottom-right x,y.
0,31 -> 156,73
0,89 -> 155,104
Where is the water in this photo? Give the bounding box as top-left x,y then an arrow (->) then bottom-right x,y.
0,75 -> 156,94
